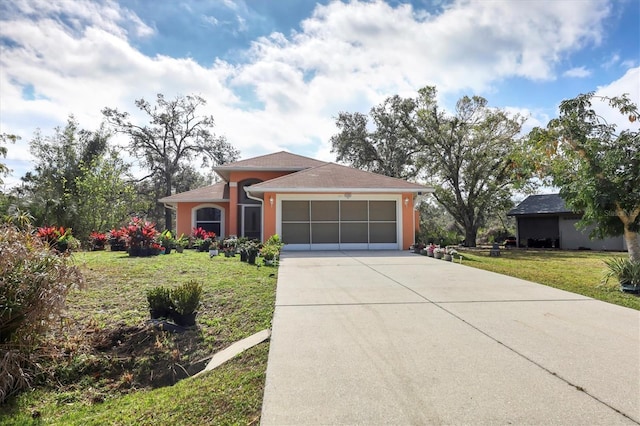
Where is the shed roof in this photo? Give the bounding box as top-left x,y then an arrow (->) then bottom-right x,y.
507,194 -> 576,216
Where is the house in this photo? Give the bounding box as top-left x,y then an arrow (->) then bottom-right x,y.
159,151 -> 433,250
507,193 -> 626,250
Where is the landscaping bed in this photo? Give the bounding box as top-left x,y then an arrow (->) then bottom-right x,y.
1,250 -> 277,425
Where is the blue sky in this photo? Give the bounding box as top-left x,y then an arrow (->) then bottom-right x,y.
1,0 -> 638,188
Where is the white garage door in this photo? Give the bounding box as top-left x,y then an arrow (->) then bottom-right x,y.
280,199 -> 399,250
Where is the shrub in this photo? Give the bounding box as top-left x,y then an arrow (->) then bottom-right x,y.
89,231 -> 108,251
36,226 -> 79,253
0,224 -> 84,402
124,217 -> 160,256
107,227 -> 127,251
170,281 -> 203,315
146,286 -> 173,318
602,258 -> 640,291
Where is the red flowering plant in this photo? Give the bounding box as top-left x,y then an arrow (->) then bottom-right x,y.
36,226 -> 77,253
191,227 -> 216,252
89,231 -> 108,251
124,217 -> 160,256
107,228 -> 127,251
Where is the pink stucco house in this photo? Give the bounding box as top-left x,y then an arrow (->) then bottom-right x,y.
159,151 -> 432,251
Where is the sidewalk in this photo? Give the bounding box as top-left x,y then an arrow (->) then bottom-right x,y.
260,251 -> 640,425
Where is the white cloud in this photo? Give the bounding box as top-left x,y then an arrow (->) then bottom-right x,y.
563,66 -> 592,78
0,0 -> 617,188
594,67 -> 640,132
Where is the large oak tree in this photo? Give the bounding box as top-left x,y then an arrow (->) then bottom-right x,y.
331,86 -> 531,246
103,94 -> 239,231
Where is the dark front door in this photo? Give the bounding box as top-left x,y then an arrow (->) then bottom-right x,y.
242,205 -> 262,240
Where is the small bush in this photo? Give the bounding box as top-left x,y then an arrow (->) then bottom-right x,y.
0,224 -> 84,402
170,281 -> 203,315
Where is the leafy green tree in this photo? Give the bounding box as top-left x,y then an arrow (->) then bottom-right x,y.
412,87 -> 531,247
528,93 -> 639,261
75,149 -> 140,238
331,95 -> 421,179
20,116 -> 109,230
331,86 -> 532,246
103,94 -> 240,231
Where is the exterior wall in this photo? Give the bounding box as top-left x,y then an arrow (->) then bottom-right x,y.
175,201 -> 229,238
228,171 -> 293,238
263,191 -> 277,240
559,217 -> 626,251
402,193 -> 416,250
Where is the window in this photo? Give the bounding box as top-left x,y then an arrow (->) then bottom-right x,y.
194,206 -> 222,237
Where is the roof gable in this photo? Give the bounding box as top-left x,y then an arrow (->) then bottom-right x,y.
159,181 -> 229,204
213,151 -> 327,182
246,162 -> 431,193
507,194 -> 575,216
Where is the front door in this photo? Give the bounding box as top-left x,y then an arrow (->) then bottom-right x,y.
242,205 -> 262,240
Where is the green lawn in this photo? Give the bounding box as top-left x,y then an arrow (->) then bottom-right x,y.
458,249 -> 640,310
1,250 -> 277,425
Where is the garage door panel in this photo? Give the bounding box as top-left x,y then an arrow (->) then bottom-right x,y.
282,201 -> 309,221
341,223 -> 368,243
312,223 -> 339,243
311,201 -> 339,221
369,201 -> 395,221
370,223 -> 397,243
341,201 -> 368,221
282,222 -> 310,244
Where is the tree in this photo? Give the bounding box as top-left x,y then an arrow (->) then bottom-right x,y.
0,134 -> 19,186
528,93 -> 640,261
75,149 -> 141,237
103,94 -> 240,231
331,95 -> 421,179
330,86 -> 532,246
412,87 -> 531,247
20,116 -> 109,232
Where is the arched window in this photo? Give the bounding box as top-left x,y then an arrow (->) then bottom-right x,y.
192,205 -> 224,237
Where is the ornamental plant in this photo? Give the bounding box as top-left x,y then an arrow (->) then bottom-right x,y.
107,227 -> 127,251
36,226 -> 78,253
124,217 -> 159,255
89,231 -> 108,251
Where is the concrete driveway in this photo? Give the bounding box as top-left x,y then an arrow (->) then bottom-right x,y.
260,251 -> 640,425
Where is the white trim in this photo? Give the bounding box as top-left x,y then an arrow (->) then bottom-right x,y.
276,193 -> 403,250
229,182 -> 238,187
191,203 -> 226,238
250,187 -> 430,194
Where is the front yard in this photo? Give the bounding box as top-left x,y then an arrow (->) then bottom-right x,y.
1,249 -> 277,425
458,249 -> 640,311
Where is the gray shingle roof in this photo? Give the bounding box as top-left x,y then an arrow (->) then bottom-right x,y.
507,194 -> 576,216
159,181 -> 229,204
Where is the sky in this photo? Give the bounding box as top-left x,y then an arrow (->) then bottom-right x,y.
1,0 -> 639,189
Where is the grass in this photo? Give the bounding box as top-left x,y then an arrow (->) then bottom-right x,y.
457,249 -> 640,310
1,249 -> 277,425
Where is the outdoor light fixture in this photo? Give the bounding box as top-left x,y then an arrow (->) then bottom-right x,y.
404,197 -> 409,207
269,196 -> 274,207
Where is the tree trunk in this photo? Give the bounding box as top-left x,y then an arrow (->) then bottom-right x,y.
464,228 -> 477,248
615,203 -> 639,263
624,227 -> 639,263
